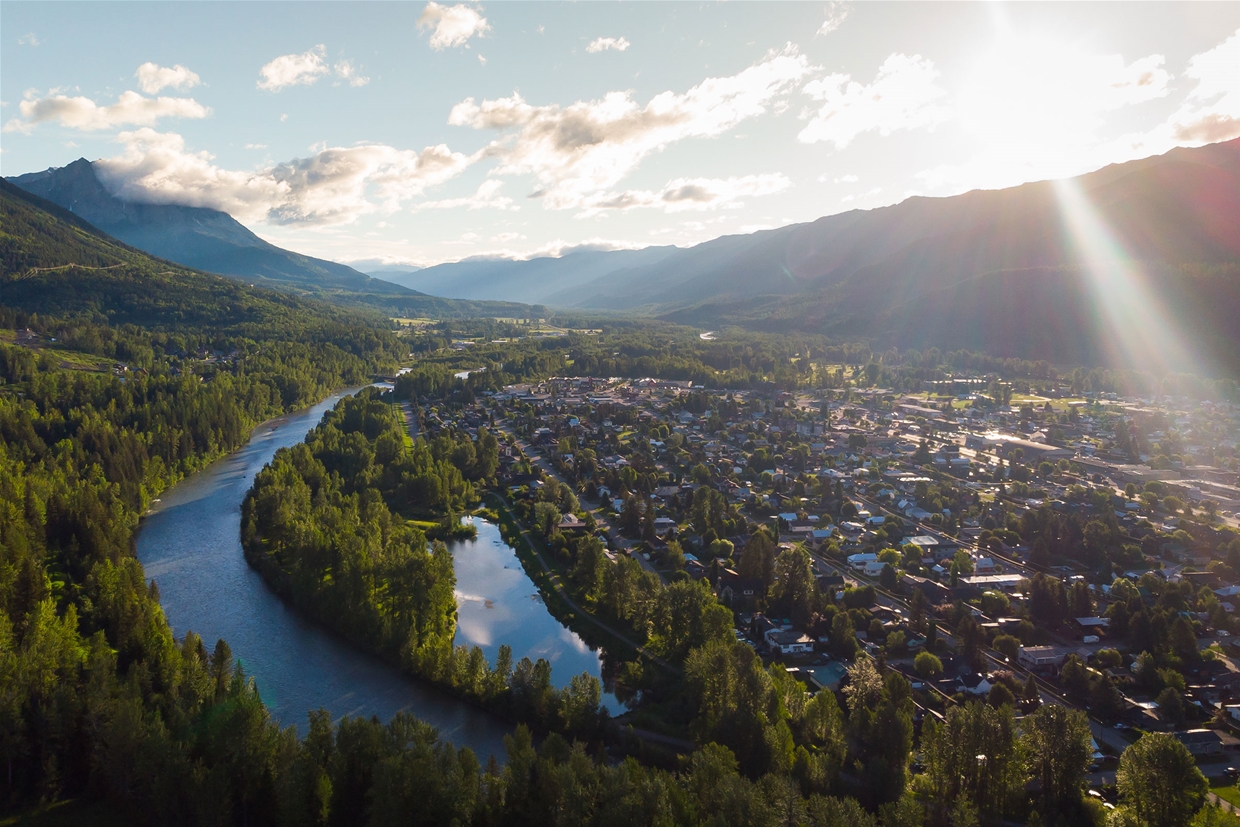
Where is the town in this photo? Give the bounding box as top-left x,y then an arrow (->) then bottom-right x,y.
409,368 -> 1240,807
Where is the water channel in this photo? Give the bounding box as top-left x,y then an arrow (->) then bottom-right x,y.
136,388 -> 618,761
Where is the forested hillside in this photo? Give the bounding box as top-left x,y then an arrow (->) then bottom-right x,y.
6,159 -> 409,295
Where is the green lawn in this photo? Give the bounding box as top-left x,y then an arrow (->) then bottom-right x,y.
1211,781 -> 1240,810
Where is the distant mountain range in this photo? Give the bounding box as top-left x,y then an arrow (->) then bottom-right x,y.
9,139 -> 1238,371
6,159 -> 407,295
376,138 -> 1240,370
385,138 -> 1240,315
378,246 -> 679,304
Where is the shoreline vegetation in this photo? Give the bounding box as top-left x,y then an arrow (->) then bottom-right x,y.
241,388 -> 610,744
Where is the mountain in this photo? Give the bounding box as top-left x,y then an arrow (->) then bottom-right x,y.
0,177 -> 401,340
385,246 -> 679,305
6,159 -> 407,295
383,139 -> 1240,331
366,267 -> 423,281
569,138 -> 1240,313
652,138 -> 1240,371
0,177 -> 540,324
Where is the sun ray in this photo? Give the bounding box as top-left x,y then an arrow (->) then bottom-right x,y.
1052,176 -> 1206,377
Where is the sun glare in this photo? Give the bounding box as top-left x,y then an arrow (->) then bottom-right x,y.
951,25 -> 1173,192
1052,177 -> 1205,377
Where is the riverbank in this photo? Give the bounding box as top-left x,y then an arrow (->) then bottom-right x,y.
486,492 -> 679,677
136,389 -> 516,759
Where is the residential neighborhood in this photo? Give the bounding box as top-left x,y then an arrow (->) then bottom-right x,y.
412,370 -> 1240,800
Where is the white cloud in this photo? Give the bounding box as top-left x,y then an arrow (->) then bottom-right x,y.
418,3 -> 490,50
816,2 -> 850,37
18,33 -> 40,47
491,231 -> 525,242
798,53 -> 950,148
332,59 -> 370,87
1166,27 -> 1240,144
576,173 -> 790,216
4,90 -> 209,133
414,178 -> 515,211
478,54 -> 487,66
258,46 -> 329,91
245,143 -> 267,149
449,46 -> 813,209
586,36 -> 630,54
94,129 -> 474,225
136,62 -> 201,94
836,174 -> 858,183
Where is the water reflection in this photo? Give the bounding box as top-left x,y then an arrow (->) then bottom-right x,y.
136,390 -> 514,760
450,519 -> 628,715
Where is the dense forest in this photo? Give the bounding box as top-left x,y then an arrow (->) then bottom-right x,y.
240,390 -> 609,739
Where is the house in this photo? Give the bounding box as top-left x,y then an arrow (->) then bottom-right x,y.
558,513 -> 588,532
1173,729 -> 1240,757
717,570 -> 761,611
847,552 -> 879,571
1019,646 -> 1067,675
768,629 -> 815,655
903,573 -> 954,605
1074,617 -> 1110,638
974,557 -> 999,575
863,560 -> 888,578
800,661 -> 848,692
959,673 -> 993,696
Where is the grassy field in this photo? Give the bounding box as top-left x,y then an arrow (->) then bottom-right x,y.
0,329 -> 113,372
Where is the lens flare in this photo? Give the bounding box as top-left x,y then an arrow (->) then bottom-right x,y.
1051,177 -> 1206,376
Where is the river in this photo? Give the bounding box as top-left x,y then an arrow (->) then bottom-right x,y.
451,519 -> 625,715
135,390 -> 533,758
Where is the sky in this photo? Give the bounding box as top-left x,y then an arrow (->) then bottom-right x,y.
3,1 -> 1239,271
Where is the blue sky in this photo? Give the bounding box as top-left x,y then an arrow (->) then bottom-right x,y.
3,2 -> 1239,269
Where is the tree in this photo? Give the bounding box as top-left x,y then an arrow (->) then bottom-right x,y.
914,651 -> 943,680
773,546 -> 818,628
1156,686 -> 1188,729
987,683 -> 1015,709
993,634 -> 1021,663
738,527 -> 778,599
1171,616 -> 1200,663
1116,733 -> 1207,827
921,702 -> 1023,822
1021,704 -> 1093,818
831,611 -> 859,659
879,563 -> 898,591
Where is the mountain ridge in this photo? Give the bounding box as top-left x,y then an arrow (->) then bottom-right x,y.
6,159 -> 413,296
393,138 -> 1240,317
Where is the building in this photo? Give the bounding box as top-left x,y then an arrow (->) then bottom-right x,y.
1019,646 -> 1067,675
847,552 -> 879,571
767,629 -> 815,655
717,570 -> 761,611
982,434 -> 1073,462
959,574 -> 1024,594
959,673 -> 993,696
1173,729 -> 1240,757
